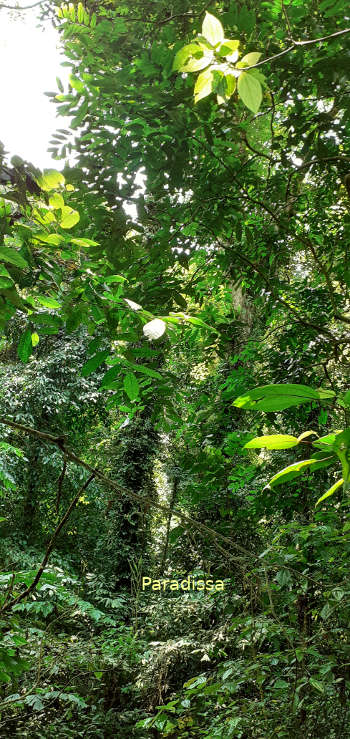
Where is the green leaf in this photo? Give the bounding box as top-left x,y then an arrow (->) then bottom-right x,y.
36,169 -> 65,192
124,372 -> 139,401
143,318 -> 166,340
172,44 -> 211,73
70,238 -> 99,247
233,384 -> 336,412
202,12 -> 224,46
276,569 -> 292,586
194,69 -> 213,103
31,332 -> 39,347
33,233 -> 64,246
316,478 -> 343,507
81,350 -> 109,377
309,678 -> 324,694
59,206 -> 80,229
218,39 -> 240,58
100,365 -> 120,388
237,71 -> 262,114
49,193 -> 65,209
104,274 -> 126,284
35,295 -> 61,309
33,312 -> 62,331
131,364 -> 162,380
238,52 -> 262,67
244,434 -> 299,450
0,248 -> 29,269
340,389 -> 350,408
223,74 -> 236,100
312,431 -> 342,450
269,458 -> 330,488
17,329 -> 33,363
0,264 -> 14,288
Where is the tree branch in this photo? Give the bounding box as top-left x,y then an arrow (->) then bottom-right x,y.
0,1 -> 44,10
1,473 -> 95,612
243,27 -> 350,73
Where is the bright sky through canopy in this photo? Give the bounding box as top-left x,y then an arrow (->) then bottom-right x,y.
0,7 -> 69,169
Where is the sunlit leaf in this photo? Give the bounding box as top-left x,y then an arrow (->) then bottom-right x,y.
245,434 -> 299,450
237,71 -> 262,113
37,169 -> 65,192
202,12 -> 224,46
233,384 -> 335,412
316,478 -> 343,507
59,206 -> 80,229
194,69 -> 213,103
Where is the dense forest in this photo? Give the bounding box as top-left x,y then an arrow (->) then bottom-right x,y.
0,0 -> 350,736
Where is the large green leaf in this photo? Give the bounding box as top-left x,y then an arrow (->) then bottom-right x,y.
124,372 -> 139,401
237,71 -> 262,113
35,295 -> 61,309
269,456 -> 334,488
202,12 -> 224,46
0,264 -> 14,289
0,247 -> 29,269
59,206 -> 80,229
100,365 -> 121,388
36,169 -> 65,192
17,329 -> 33,363
233,384 -> 335,412
81,350 -> 109,377
244,434 -> 299,450
194,69 -> 214,103
172,44 -> 212,73
316,478 -> 344,507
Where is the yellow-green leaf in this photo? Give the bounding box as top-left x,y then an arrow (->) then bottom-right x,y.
245,434 -> 299,450
31,332 -> 40,347
37,169 -> 65,192
239,52 -> 262,67
194,69 -> 213,103
49,193 -> 65,210
269,458 -> 327,488
237,71 -> 262,113
172,44 -> 203,72
316,478 -> 344,507
77,1 -> 84,23
298,430 -> 318,442
218,39 -> 240,58
202,12 -> 224,46
59,206 -> 80,229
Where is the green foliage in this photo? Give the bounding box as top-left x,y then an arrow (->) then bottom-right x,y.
1,0 -> 350,736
